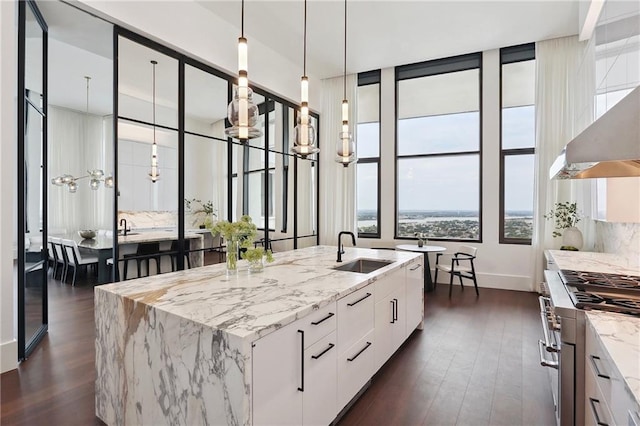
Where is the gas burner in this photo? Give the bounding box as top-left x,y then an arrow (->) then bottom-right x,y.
572,291 -> 605,305
610,299 -> 640,311
560,270 -> 640,291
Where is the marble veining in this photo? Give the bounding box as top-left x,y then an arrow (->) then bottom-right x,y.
95,246 -> 420,425
547,249 -> 640,275
586,311 -> 640,408
594,221 -> 640,266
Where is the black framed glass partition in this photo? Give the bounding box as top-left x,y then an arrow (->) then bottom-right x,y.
113,28 -> 320,277
18,0 -> 48,360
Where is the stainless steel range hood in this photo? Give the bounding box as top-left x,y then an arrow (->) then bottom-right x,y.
550,85 -> 640,179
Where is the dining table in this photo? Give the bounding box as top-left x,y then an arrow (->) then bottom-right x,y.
395,244 -> 446,292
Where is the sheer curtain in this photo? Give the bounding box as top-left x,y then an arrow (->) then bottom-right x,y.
531,35 -> 594,288
319,74 -> 357,246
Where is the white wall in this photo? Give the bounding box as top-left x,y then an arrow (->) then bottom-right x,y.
0,0 -> 17,373
354,50 -> 535,292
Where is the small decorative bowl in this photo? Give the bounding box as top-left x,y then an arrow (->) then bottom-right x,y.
78,230 -> 96,239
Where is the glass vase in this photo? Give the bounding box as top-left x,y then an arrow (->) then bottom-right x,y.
226,235 -> 239,273
248,257 -> 264,273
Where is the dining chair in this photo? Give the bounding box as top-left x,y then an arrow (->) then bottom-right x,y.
159,240 -> 191,272
47,238 -> 59,278
62,239 -> 99,286
123,242 -> 161,280
434,245 -> 479,298
50,237 -> 68,281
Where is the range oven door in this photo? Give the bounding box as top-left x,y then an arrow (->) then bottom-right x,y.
538,296 -> 561,425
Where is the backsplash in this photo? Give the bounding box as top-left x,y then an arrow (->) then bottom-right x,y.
594,221 -> 640,267
118,210 -> 177,230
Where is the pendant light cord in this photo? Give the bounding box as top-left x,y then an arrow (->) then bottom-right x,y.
85,76 -> 90,115
151,60 -> 157,144
241,0 -> 245,38
343,0 -> 347,99
303,0 -> 307,76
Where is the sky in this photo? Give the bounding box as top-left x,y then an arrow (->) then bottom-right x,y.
357,105 -> 535,213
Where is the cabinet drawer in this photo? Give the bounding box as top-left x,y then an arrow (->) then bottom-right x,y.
337,285 -> 374,352
338,330 -> 375,411
300,302 -> 337,349
303,331 -> 338,426
585,357 -> 614,426
375,267 -> 404,302
586,322 -> 614,406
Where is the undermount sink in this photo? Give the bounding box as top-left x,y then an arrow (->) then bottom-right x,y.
333,258 -> 393,274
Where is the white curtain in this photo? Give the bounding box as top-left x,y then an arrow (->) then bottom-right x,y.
531,35 -> 594,288
319,74 -> 357,246
48,106 -> 108,232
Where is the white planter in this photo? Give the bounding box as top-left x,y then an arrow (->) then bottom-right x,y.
562,227 -> 583,250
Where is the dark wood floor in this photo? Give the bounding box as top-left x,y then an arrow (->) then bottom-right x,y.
2,274 -> 555,426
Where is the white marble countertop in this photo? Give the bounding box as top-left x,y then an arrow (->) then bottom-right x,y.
586,311 -> 640,408
546,250 -> 640,275
118,230 -> 203,244
96,245 -> 420,343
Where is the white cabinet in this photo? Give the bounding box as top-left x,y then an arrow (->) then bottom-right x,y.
374,268 -> 407,371
253,302 -> 337,426
337,285 -> 375,411
585,319 -> 640,426
405,260 -> 424,334
303,331 -> 337,426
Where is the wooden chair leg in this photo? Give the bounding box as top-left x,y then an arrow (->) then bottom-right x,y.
459,274 -> 464,290
472,272 -> 479,296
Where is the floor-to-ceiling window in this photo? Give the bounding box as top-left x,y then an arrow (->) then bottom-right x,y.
395,53 -> 482,242
356,70 -> 381,238
499,43 -> 535,244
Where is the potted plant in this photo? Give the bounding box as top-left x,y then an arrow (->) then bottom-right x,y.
544,202 -> 583,250
207,215 -> 273,273
185,198 -> 217,228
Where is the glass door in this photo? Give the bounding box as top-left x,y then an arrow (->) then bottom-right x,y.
18,0 -> 48,360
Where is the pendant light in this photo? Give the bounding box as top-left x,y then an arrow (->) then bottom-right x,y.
51,76 -> 114,192
292,0 -> 319,158
225,0 -> 261,142
336,0 -> 355,166
149,60 -> 160,183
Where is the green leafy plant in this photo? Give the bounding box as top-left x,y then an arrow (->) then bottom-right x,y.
185,198 -> 217,227
544,202 -> 581,238
207,215 -> 273,268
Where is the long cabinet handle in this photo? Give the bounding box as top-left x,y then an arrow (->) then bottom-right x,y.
390,300 -> 395,323
589,398 -> 609,426
311,312 -> 334,325
393,298 -> 398,322
409,264 -> 421,271
297,330 -> 304,392
590,355 -> 610,380
347,342 -> 372,362
347,292 -> 372,307
311,343 -> 335,360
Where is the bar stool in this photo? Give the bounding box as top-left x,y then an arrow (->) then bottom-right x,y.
160,240 -> 191,272
123,242 -> 161,280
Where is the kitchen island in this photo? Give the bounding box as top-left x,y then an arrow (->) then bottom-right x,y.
95,246 -> 423,425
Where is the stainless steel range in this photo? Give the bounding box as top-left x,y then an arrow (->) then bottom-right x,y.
540,268 -> 640,426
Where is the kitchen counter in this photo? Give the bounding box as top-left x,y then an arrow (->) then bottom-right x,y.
546,249 -> 639,275
95,246 -> 421,425
586,311 -> 640,410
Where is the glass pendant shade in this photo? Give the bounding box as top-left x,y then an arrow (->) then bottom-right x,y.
68,181 -> 78,193
292,115 -> 319,157
104,175 -> 114,188
225,86 -> 261,140
336,131 -> 356,166
90,179 -> 100,190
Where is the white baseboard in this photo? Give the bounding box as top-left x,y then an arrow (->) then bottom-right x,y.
432,270 -> 534,292
0,339 -> 17,373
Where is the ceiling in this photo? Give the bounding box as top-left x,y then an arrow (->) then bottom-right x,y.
39,0 -> 580,117
198,0 -> 580,79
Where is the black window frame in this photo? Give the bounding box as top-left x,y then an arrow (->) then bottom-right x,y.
394,52 -> 483,243
356,70 -> 381,239
499,43 -> 535,245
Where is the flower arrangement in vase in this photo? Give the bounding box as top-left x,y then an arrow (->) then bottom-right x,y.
544,201 -> 583,250
414,232 -> 427,247
185,198 -> 217,228
207,215 -> 274,272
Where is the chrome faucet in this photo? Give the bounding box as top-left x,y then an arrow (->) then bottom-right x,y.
119,218 -> 130,236
337,231 -> 356,262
